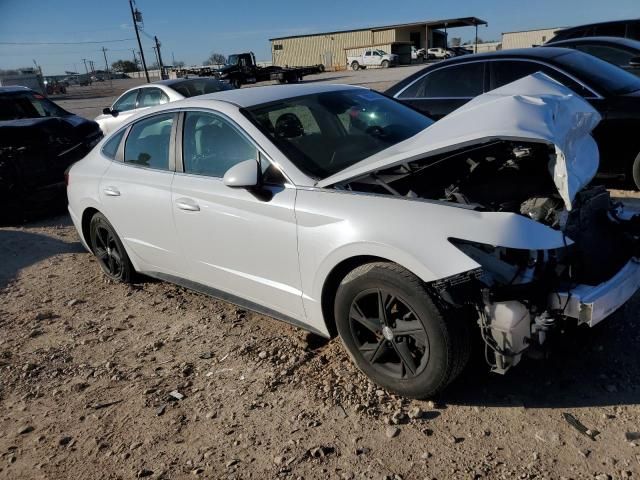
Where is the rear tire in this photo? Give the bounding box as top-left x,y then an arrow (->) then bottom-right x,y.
89,212 -> 135,283
632,152 -> 640,190
351,61 -> 360,71
334,262 -> 471,398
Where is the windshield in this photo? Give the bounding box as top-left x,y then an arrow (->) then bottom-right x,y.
0,91 -> 68,121
376,50 -> 387,55
243,89 -> 434,179
556,50 -> 640,95
170,79 -> 234,97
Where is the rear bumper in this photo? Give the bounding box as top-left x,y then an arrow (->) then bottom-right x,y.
68,204 -> 91,252
549,258 -> 640,326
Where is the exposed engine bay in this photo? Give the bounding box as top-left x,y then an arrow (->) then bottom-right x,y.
339,140 -> 640,374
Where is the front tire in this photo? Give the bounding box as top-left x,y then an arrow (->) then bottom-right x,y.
381,60 -> 390,68
89,212 -> 135,283
334,262 -> 471,398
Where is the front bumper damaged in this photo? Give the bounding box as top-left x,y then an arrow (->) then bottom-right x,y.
549,258 -> 640,327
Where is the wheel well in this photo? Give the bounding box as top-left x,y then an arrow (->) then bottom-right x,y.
320,255 -> 387,337
81,207 -> 99,251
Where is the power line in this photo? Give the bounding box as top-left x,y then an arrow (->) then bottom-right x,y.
0,38 -> 135,45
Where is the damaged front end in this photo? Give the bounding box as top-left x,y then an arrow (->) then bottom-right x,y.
319,73 -> 640,374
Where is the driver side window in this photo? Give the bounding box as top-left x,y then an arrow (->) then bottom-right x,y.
182,111 -> 257,178
113,89 -> 139,112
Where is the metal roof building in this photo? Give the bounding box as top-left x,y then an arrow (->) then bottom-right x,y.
269,17 -> 487,70
501,27 -> 566,49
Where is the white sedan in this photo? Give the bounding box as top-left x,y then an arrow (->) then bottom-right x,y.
94,77 -> 233,135
68,77 -> 640,398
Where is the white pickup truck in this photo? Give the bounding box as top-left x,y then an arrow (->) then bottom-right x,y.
347,49 -> 398,70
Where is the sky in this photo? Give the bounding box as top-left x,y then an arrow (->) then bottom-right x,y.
0,0 -> 638,75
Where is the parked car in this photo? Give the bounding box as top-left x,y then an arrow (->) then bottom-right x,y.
542,36 -> 640,76
548,18 -> 640,43
347,49 -> 398,70
427,48 -> 453,59
386,47 -> 640,188
449,46 -> 472,56
411,46 -> 426,61
0,86 -> 102,219
95,77 -> 234,135
67,80 -> 640,398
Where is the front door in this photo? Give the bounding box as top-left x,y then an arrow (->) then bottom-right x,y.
171,110 -> 305,320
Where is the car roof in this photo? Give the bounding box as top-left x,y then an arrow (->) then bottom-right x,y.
0,86 -> 33,94
440,47 -> 573,64
543,36 -> 640,50
190,83 -> 366,108
557,18 -> 639,33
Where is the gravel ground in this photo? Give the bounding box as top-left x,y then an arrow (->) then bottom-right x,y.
1,214 -> 640,480
2,68 -> 640,480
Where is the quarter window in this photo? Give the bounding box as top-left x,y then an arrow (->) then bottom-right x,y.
398,63 -> 484,98
113,89 -> 138,112
182,111 -> 257,178
138,88 -> 170,108
124,113 -> 174,170
102,129 -> 126,159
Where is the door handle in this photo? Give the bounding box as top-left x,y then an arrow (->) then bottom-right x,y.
103,186 -> 121,197
176,198 -> 200,212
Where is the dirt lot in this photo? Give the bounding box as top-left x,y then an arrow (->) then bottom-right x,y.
2,70 -> 640,480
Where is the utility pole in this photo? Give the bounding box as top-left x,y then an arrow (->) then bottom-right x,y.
131,48 -> 139,70
154,36 -> 166,79
82,58 -> 89,76
172,51 -> 176,66
129,0 -> 149,82
102,47 -> 112,89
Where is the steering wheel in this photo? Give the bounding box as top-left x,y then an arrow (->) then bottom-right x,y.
365,125 -> 386,139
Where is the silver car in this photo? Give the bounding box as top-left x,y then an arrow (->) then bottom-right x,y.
68,77 -> 640,398
95,77 -> 233,135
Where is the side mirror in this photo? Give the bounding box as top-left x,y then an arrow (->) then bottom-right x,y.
223,159 -> 260,188
629,56 -> 640,67
103,107 -> 118,117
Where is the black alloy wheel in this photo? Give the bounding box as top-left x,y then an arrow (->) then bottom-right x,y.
89,213 -> 134,283
335,262 -> 471,398
349,288 -> 429,379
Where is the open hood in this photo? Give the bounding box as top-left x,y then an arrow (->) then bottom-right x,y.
317,73 -> 602,210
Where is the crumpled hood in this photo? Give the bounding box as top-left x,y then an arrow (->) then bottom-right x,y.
317,73 -> 602,210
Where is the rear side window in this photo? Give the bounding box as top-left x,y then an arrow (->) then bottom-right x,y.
113,89 -> 138,112
124,113 -> 174,170
102,129 -> 125,159
399,63 -> 484,98
574,44 -> 636,67
593,23 -> 626,37
138,88 -> 170,108
490,60 -> 593,97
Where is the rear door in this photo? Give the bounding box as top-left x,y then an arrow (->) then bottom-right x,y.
171,109 -> 305,320
395,62 -> 485,119
98,112 -> 183,273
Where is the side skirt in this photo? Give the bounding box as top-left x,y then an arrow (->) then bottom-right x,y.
144,271 -> 330,339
